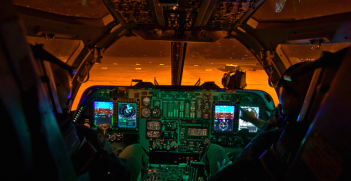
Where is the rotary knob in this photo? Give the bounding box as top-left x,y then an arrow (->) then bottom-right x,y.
109,134 -> 116,141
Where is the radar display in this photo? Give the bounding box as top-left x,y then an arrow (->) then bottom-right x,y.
118,102 -> 137,128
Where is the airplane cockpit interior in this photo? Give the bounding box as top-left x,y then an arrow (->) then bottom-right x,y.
1,0 -> 351,181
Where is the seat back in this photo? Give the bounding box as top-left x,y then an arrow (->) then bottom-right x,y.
285,48 -> 351,180
0,1 -> 77,180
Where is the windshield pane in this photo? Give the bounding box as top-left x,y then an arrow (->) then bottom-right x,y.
281,43 -> 351,65
14,0 -> 109,18
183,39 -> 278,104
73,36 -> 171,110
89,36 -> 172,85
26,36 -> 82,64
254,0 -> 351,21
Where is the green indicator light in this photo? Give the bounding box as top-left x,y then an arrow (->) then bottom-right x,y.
284,77 -> 292,82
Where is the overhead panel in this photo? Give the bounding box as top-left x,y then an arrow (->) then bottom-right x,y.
194,0 -> 211,26
163,0 -> 202,29
205,0 -> 260,29
112,0 -> 155,24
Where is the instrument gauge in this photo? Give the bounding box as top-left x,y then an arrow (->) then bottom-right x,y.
219,121 -> 228,130
142,97 -> 151,106
141,107 -> 151,118
151,108 -> 161,118
108,134 -> 116,141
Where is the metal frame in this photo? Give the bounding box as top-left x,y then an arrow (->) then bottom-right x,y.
297,68 -> 322,122
171,42 -> 187,86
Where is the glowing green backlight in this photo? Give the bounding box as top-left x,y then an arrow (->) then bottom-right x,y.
284,77 -> 292,81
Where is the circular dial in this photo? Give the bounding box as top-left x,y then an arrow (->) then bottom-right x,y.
219,121 -> 228,130
119,104 -> 136,119
142,97 -> 151,106
141,107 -> 151,117
151,108 -> 161,118
108,133 -> 116,141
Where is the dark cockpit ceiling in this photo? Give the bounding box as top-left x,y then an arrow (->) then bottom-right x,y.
14,0 -> 111,19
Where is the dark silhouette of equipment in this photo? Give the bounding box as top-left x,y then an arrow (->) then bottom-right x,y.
222,70 -> 247,89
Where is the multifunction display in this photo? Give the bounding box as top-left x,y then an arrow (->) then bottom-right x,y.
239,106 -> 259,133
214,105 -> 235,132
94,101 -> 113,125
118,102 -> 137,128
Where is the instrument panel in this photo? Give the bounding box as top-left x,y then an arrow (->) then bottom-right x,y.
75,86 -> 273,159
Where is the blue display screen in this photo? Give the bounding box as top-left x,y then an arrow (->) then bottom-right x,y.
94,101 -> 113,126
118,102 -> 137,128
214,105 -> 235,132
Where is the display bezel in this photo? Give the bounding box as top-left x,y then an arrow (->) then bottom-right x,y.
90,98 -> 114,129
212,104 -> 236,133
239,106 -> 260,133
117,101 -> 139,130
93,101 -> 114,126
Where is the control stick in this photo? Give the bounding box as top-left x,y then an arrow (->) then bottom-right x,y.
98,123 -> 110,136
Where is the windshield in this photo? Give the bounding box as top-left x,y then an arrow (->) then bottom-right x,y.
26,36 -> 82,64
72,37 -> 279,110
254,0 -> 351,21
281,43 -> 351,65
89,36 -> 172,85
